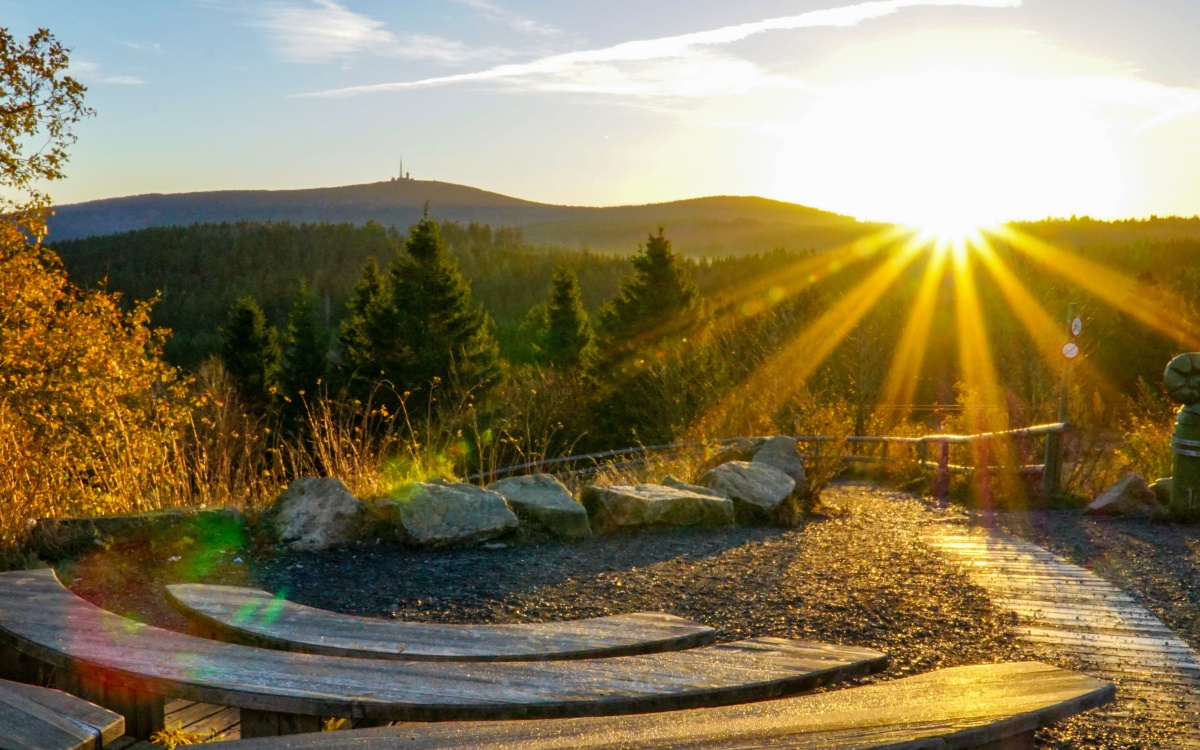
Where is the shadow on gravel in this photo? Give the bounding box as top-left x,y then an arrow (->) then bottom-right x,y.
252,526 -> 792,621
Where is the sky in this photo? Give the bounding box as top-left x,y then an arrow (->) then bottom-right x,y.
7,0 -> 1200,225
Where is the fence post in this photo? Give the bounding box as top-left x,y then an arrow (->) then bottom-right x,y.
1042,303 -> 1075,498
934,440 -> 950,500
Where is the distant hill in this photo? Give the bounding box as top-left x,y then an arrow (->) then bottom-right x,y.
48,179 -> 881,256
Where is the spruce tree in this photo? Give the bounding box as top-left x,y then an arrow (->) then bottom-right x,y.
338,256 -> 391,389
599,228 -> 699,341
543,266 -> 595,368
386,217 -> 501,398
281,281 -> 329,410
220,295 -> 280,410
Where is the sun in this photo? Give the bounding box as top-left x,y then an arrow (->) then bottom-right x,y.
909,212 -> 994,248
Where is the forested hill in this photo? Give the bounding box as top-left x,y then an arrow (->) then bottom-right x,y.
48,179 -> 878,256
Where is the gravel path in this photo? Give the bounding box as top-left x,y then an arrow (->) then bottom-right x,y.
58,482 -> 1168,748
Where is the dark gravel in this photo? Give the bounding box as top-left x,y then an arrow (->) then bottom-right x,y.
58,482 -> 1170,748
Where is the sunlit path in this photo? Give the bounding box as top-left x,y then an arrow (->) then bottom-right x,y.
927,530 -> 1200,748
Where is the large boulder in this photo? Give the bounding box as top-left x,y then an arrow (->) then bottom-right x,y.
701,461 -> 795,523
1087,474 -> 1166,518
258,477 -> 372,551
379,481 -> 519,548
581,484 -> 734,534
487,475 -> 592,539
1150,477 -> 1172,506
752,436 -> 807,490
662,475 -> 729,499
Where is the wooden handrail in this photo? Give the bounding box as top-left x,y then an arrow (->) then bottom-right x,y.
473,423 -> 1071,481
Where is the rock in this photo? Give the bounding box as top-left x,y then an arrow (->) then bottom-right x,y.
29,507 -> 243,560
379,481 -> 518,548
258,477 -> 372,551
580,484 -> 734,534
1151,477 -> 1172,505
752,436 -> 807,489
487,475 -> 592,539
701,461 -> 795,523
1087,473 -> 1165,517
662,475 -> 729,499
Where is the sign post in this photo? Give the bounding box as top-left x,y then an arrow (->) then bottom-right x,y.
1042,303 -> 1077,498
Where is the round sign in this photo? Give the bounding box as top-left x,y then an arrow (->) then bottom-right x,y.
1071,317 -> 1082,337
1062,342 -> 1080,359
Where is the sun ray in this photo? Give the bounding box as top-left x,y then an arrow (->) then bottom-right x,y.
950,239 -> 1023,506
708,225 -> 918,315
692,232 -> 926,436
971,235 -> 1105,396
993,225 -> 1200,349
878,240 -> 950,423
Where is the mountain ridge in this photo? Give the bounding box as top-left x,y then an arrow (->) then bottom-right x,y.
49,179 -> 876,255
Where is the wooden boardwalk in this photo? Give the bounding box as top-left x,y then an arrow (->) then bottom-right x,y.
926,529 -> 1200,748
109,700 -> 240,748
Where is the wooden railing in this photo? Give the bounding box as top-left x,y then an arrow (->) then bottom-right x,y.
475,423 -> 1072,496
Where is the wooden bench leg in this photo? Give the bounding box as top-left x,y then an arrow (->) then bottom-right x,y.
972,729 -> 1036,749
240,709 -> 324,737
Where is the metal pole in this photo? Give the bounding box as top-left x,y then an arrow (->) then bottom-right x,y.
1042,303 -> 1075,498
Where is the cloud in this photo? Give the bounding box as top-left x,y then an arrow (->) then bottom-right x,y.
451,0 -> 561,37
102,75 -> 148,85
121,41 -> 162,52
253,0 -> 486,64
295,0 -> 1021,98
66,60 -> 147,85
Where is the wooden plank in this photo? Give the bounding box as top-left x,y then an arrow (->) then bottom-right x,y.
0,569 -> 885,736
192,662 -> 1115,750
928,529 -> 1200,747
0,678 -> 125,747
166,584 -> 717,661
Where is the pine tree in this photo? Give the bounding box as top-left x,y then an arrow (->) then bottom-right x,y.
220,295 -> 280,410
543,266 -> 595,368
599,228 -> 699,341
388,217 -> 501,396
281,281 -> 329,410
337,256 -> 391,388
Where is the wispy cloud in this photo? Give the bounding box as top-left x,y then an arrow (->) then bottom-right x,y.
295,0 -> 1021,98
67,60 -> 148,85
121,40 -> 162,52
451,0 -> 561,37
102,75 -> 148,85
253,0 -> 489,64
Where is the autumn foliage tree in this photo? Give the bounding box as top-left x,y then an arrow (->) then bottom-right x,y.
0,28 -> 190,548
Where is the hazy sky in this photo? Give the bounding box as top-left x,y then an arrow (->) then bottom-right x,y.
7,0 -> 1200,224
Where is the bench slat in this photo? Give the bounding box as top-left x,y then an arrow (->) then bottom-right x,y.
165,583 -> 717,661
210,662 -> 1115,750
0,678 -> 125,750
0,570 -> 885,733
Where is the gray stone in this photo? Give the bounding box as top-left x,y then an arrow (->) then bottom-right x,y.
379,481 -> 518,548
580,484 -> 734,534
488,475 -> 592,539
752,436 -> 807,490
662,475 -> 729,499
30,507 -> 243,560
259,477 -> 371,551
1150,477 -> 1172,505
701,461 -> 795,523
1087,473 -> 1165,517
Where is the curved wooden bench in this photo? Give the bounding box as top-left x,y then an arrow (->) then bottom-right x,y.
0,677 -> 124,750
165,583 -> 716,661
0,569 -> 886,739
201,662 -> 1117,750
